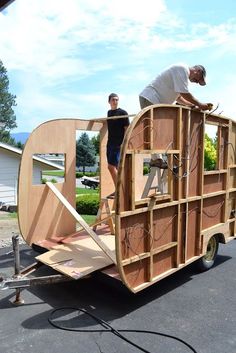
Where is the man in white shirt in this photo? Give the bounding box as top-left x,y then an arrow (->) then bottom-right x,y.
139,64 -> 213,169
139,64 -> 212,111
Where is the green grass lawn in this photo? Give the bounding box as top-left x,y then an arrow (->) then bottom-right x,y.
0,212 -> 96,224
81,214 -> 96,224
76,187 -> 99,195
43,170 -> 65,177
0,212 -> 18,219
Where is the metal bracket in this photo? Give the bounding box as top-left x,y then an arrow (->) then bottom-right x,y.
1,274 -> 72,290
1,235 -> 73,305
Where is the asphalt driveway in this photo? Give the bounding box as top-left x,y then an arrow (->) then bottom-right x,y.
0,240 -> 236,353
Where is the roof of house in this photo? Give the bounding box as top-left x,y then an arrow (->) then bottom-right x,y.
0,142 -> 64,170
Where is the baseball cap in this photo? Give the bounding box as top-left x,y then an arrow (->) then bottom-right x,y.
196,65 -> 206,86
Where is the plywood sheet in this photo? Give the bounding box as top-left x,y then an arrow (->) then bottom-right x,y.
36,235 -> 115,279
203,173 -> 225,194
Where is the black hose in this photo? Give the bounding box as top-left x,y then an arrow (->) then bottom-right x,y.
48,306 -> 198,353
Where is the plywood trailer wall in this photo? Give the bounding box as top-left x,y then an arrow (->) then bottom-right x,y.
17,106 -> 236,293
115,105 -> 236,292
18,119 -> 103,246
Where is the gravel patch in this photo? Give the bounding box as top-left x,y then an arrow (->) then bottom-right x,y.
0,213 -> 26,248
0,235 -> 26,248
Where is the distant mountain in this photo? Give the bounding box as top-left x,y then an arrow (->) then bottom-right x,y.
11,132 -> 30,144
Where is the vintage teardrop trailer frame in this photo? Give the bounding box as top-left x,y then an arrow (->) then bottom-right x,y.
12,105 -> 236,293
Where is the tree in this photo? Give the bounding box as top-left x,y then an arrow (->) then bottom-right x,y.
76,133 -> 96,174
0,60 -> 17,143
0,129 -> 16,145
204,133 -> 217,171
91,134 -> 100,155
16,141 -> 24,149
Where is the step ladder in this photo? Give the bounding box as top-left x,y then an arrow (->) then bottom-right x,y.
141,155 -> 168,198
93,197 -> 115,234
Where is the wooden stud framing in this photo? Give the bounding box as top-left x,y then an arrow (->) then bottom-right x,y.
17,107 -> 236,293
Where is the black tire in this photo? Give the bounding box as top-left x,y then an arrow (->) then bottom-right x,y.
197,235 -> 219,272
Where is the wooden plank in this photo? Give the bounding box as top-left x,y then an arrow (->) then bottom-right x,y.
46,182 -> 117,264
185,110 -> 191,198
177,107 -> 182,201
153,241 -> 177,255
148,209 -> 153,281
182,111 -> 191,262
92,113 -> 136,122
201,109 -> 206,200
150,108 -> 154,150
168,154 -> 173,201
127,149 -> 180,154
121,252 -> 150,266
205,120 -> 229,127
204,170 -> 227,175
217,126 -> 222,170
131,152 -> 135,210
176,204 -> 181,266
224,123 -> 230,223
36,235 -> 115,279
203,190 -> 226,198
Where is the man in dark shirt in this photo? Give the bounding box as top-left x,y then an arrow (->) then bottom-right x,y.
106,93 -> 129,197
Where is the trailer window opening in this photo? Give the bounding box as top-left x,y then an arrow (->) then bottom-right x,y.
75,130 -> 99,176
32,153 -> 65,185
139,153 -> 169,199
204,124 -> 218,171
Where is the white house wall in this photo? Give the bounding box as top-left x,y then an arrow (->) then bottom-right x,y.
0,148 -> 19,205
0,147 -> 58,205
32,164 -> 44,185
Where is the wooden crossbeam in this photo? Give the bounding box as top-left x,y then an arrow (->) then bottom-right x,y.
46,182 -> 117,264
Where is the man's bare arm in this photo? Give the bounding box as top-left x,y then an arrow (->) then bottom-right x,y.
178,92 -> 212,111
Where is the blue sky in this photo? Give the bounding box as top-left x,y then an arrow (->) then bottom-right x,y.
1,0 -> 236,133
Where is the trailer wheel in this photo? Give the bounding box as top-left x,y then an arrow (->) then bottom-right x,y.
197,235 -> 219,272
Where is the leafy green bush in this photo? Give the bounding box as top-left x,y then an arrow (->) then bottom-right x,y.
143,166 -> 150,175
50,178 -> 57,183
41,177 -> 57,184
76,194 -> 99,215
76,171 -> 97,178
204,134 -> 217,170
